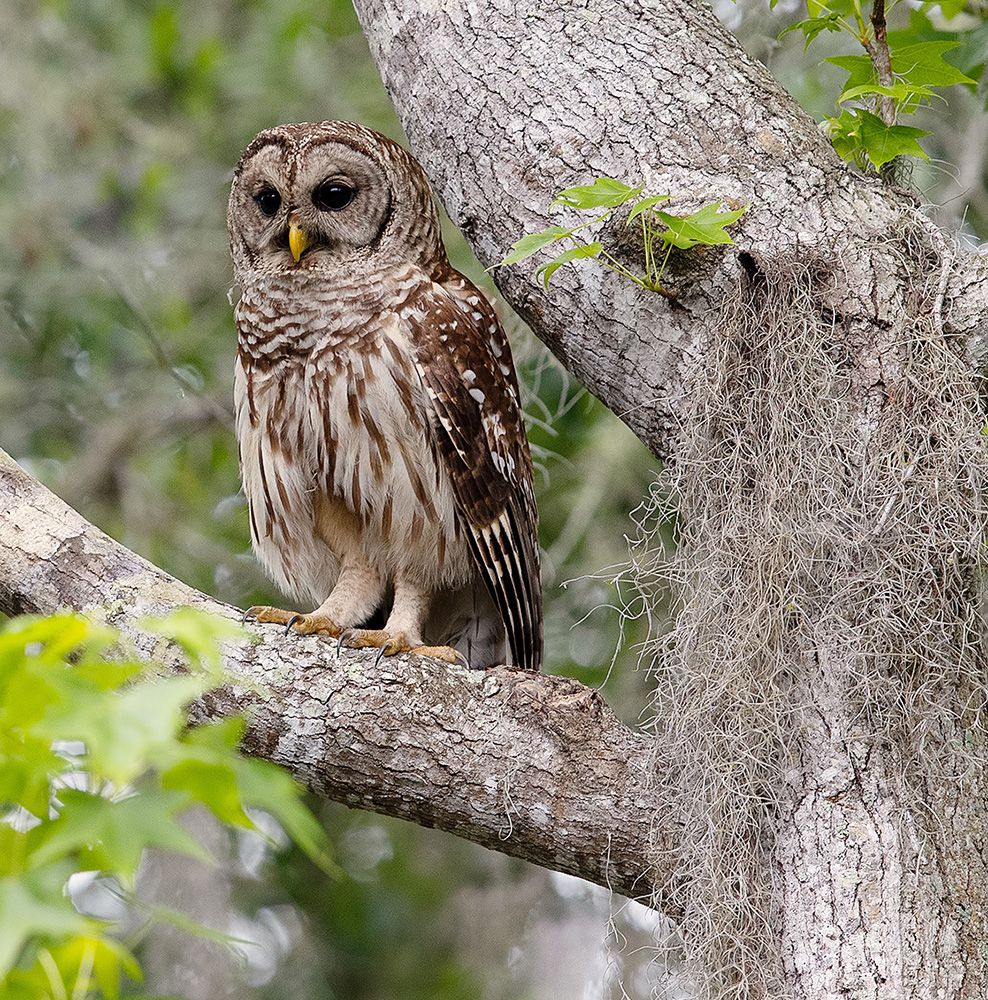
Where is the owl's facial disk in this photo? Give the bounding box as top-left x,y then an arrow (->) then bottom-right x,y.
230,139 -> 393,274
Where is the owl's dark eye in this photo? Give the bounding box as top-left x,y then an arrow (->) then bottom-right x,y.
253,187 -> 281,217
313,180 -> 355,212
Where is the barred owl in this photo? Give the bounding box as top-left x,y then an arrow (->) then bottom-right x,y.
227,121 -> 542,670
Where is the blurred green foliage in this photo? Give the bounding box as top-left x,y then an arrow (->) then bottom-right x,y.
0,609 -> 331,999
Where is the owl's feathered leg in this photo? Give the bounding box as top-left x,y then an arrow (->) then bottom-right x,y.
244,560 -> 384,638
344,577 -> 465,666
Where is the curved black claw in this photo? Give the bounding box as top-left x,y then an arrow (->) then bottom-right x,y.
335,629 -> 352,659
374,644 -> 390,668
241,608 -> 253,624
283,613 -> 303,635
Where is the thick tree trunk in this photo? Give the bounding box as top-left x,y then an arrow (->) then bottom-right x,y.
351,1 -> 988,996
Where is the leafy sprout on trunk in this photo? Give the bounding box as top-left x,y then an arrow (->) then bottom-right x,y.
497,177 -> 747,297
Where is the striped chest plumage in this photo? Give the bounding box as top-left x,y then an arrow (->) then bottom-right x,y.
233,271 -> 469,606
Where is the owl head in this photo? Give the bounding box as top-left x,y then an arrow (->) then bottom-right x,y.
227,121 -> 445,282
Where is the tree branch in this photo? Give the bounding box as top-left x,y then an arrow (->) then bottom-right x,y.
862,0 -> 896,127
0,447 -> 677,908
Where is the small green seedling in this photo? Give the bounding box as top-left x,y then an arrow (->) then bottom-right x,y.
499,177 -> 746,297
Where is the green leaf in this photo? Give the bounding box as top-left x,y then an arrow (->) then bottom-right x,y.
41,935 -> 142,1000
498,226 -> 570,266
535,243 -> 604,286
838,82 -> 934,106
826,109 -> 862,162
37,674 -> 207,786
826,54 -> 881,101
828,40 -> 975,108
0,867 -> 93,979
0,740 -> 64,820
656,203 -> 747,250
950,25 -> 988,81
625,194 -> 671,224
0,616 -> 104,671
826,109 -> 930,167
929,0 -> 968,17
552,177 -> 642,209
0,608 -> 336,994
858,112 -> 931,167
175,720 -> 335,873
891,40 -> 976,88
182,715 -> 245,751
807,0 -> 857,14
161,758 -> 252,828
143,607 -> 246,676
780,13 -> 843,47
232,756 -> 336,874
29,789 -> 210,880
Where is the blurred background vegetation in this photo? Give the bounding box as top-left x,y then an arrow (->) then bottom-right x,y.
2,0 -> 986,996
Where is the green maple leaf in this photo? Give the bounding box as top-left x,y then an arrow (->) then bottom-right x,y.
552,177 -> 641,209
625,194 -> 670,223
499,226 -> 570,266
28,935 -> 142,1000
828,41 -> 974,109
780,13 -> 843,47
855,109 -> 930,167
826,53 -> 878,102
536,242 -> 603,286
838,82 -> 934,105
0,741 -> 64,821
161,719 -> 336,873
891,40 -> 976,88
656,203 -> 747,250
827,109 -> 930,167
36,674 -> 206,786
227,750 -> 337,874
161,758 -> 252,828
0,866 -> 93,979
29,789 -> 209,881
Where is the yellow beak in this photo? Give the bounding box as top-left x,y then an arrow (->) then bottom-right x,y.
288,223 -> 310,262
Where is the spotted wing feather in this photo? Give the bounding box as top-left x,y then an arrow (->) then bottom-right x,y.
408,276 -> 542,671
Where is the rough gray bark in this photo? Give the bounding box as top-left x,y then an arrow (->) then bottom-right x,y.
0,447 -> 675,907
353,0 -> 988,456
350,2 -> 988,998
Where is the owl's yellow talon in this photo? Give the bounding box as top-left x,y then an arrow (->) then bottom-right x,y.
344,628 -> 405,653
342,629 -> 463,666
409,645 -> 466,666
243,605 -> 298,626
286,613 -> 342,638
242,606 -> 341,638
